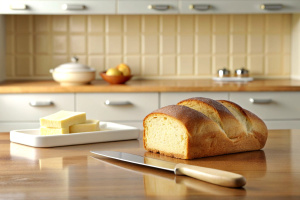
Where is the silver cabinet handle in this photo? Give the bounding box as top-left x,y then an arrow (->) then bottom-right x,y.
61,4 -> 85,11
148,5 -> 170,11
260,4 -> 283,11
29,101 -> 54,107
104,100 -> 132,106
189,4 -> 211,11
249,98 -> 272,104
10,4 -> 28,10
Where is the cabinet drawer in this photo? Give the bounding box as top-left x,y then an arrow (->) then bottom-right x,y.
0,0 -> 116,14
160,92 -> 229,107
229,92 -> 300,120
118,0 -> 178,14
0,94 -> 75,122
75,93 -> 159,121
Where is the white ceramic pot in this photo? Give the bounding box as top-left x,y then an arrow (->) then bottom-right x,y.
50,57 -> 96,86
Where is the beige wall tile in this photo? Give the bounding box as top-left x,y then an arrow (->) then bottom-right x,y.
6,35 -> 14,54
196,35 -> 211,54
106,56 -> 123,69
5,55 -> 14,76
5,16 -> 14,33
124,55 -> 141,75
160,35 -> 176,54
70,16 -> 86,33
34,55 -> 50,75
265,55 -> 282,75
196,56 -> 211,75
213,15 -> 229,33
266,15 -> 282,33
160,15 -> 176,33
230,55 -> 246,70
16,55 -> 31,76
178,55 -> 194,75
160,55 -> 176,75
70,35 -> 86,54
230,15 -> 247,33
106,35 -> 122,54
124,16 -> 141,33
124,35 -> 140,54
178,16 -> 194,33
248,15 -> 264,33
16,35 -> 32,54
88,56 -> 105,76
34,16 -> 49,33
52,55 -> 68,68
34,35 -> 49,54
213,34 -> 228,54
142,35 -> 159,54
52,16 -> 68,32
106,16 -> 123,33
196,15 -> 211,33
213,55 -> 229,73
266,34 -> 282,54
142,56 -> 159,75
230,34 -> 246,54
248,34 -> 264,54
178,35 -> 194,54
88,16 -> 105,33
248,55 -> 264,75
283,55 -> 291,75
142,16 -> 159,33
16,15 -> 32,33
52,35 -> 68,54
88,35 -> 104,54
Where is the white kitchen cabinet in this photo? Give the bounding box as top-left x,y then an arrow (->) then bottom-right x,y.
75,93 -> 159,129
118,0 -> 179,14
160,92 -> 229,107
0,0 -> 116,15
0,93 -> 75,131
179,0 -> 300,14
229,92 -> 300,130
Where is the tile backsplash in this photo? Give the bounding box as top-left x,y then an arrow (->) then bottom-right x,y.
5,14 -> 292,80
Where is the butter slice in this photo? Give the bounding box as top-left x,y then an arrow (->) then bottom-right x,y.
70,119 -> 100,133
40,127 -> 69,135
40,110 -> 86,128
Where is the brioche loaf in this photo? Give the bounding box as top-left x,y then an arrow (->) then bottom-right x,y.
143,97 -> 268,159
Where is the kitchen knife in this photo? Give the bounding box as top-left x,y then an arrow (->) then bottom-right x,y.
90,150 -> 246,188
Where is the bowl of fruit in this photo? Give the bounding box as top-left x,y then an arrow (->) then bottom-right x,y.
100,63 -> 132,84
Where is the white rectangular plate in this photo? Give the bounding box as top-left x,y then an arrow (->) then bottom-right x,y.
10,122 -> 140,148
213,77 -> 253,82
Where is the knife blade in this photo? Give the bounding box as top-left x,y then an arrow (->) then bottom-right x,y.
90,150 -> 246,188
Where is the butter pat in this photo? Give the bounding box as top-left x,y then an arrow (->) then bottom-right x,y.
70,119 -> 100,133
40,110 -> 86,128
40,127 -> 69,135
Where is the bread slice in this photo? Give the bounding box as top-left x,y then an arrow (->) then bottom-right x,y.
143,97 -> 268,159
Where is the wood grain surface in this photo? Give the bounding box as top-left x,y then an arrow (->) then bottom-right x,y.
0,129 -> 300,199
1,79 -> 300,93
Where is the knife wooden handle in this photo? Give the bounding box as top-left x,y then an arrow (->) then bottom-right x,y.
174,163 -> 246,188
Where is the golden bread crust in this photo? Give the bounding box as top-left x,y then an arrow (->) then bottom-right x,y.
143,97 -> 268,159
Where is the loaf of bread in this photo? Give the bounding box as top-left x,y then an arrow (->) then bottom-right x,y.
143,97 -> 268,159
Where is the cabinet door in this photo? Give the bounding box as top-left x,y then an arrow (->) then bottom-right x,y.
179,0 -> 300,14
76,93 -> 159,121
0,93 -> 75,121
118,0 -> 179,14
0,0 -> 116,14
229,92 -> 300,120
160,92 -> 229,107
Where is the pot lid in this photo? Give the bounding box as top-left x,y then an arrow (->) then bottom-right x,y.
53,57 -> 95,73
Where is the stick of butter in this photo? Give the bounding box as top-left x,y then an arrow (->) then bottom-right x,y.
70,119 -> 100,133
40,127 -> 69,135
40,110 -> 86,128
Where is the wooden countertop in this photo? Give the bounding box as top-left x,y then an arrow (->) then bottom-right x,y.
1,129 -> 300,198
1,79 -> 300,93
